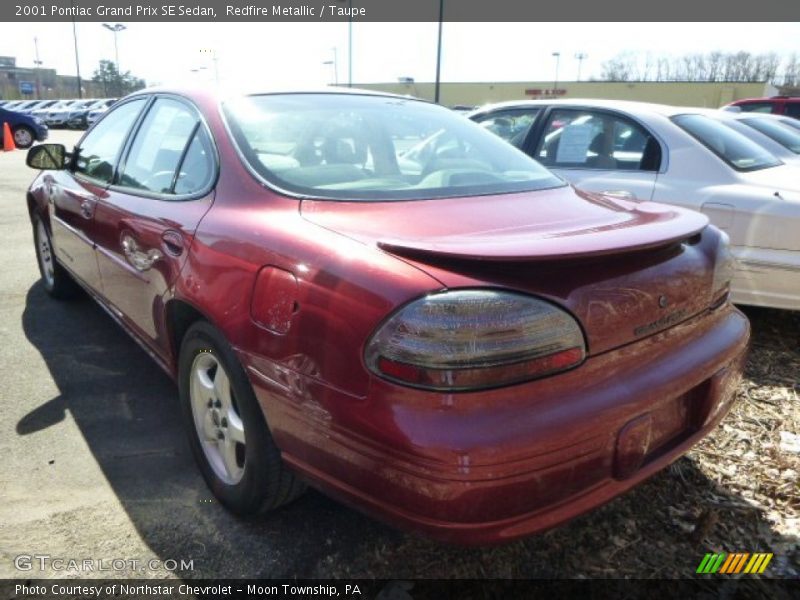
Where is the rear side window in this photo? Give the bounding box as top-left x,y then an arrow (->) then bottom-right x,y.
74,98 -> 146,183
536,109 -> 661,171
673,114 -> 781,171
174,128 -> 215,195
785,103 -> 800,119
119,98 -> 212,196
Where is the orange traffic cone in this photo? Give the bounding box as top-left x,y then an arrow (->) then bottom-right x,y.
2,122 -> 15,152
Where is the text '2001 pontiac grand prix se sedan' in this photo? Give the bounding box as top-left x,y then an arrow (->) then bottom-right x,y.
24,88 -> 750,544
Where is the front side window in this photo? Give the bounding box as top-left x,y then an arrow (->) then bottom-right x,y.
74,98 -> 146,183
474,109 -> 541,148
119,98 -> 206,195
673,114 -> 782,171
741,118 -> 800,154
536,109 -> 661,171
222,93 -> 563,201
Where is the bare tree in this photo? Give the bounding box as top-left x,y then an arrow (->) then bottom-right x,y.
599,50 -> 796,85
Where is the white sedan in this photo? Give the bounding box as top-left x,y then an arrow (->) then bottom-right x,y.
707,110 -> 800,167
470,99 -> 800,311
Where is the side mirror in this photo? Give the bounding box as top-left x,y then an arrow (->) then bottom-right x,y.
26,143 -> 67,170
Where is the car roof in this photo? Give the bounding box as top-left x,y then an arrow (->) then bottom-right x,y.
130,86 -> 418,102
471,98 -> 691,119
127,85 -> 423,105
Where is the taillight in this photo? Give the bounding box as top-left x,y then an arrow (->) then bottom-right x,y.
711,230 -> 735,308
365,290 -> 586,391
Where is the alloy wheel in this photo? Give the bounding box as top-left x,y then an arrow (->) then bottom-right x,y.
189,351 -> 246,484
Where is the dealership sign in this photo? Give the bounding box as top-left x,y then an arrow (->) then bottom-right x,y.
525,88 -> 568,97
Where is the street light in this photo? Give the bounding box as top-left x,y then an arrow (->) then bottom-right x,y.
71,0 -> 82,98
575,52 -> 588,82
322,47 -> 338,86
102,23 -> 126,95
552,52 -> 561,91
33,37 -> 43,99
434,0 -> 444,104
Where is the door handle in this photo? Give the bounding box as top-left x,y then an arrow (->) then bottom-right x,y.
601,190 -> 638,201
121,233 -> 162,272
80,200 -> 93,219
161,230 -> 185,257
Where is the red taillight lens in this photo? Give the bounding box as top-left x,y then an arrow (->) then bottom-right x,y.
365,290 -> 586,391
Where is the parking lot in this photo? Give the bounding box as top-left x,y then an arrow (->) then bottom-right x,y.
0,129 -> 797,580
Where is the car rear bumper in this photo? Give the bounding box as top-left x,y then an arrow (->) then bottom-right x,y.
243,303 -> 749,544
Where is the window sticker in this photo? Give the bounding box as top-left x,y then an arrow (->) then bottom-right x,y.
556,123 -> 593,163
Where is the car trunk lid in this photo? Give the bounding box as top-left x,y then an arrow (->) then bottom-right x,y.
301,186 -> 715,355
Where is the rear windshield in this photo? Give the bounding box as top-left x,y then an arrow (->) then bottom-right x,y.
222,93 -> 564,201
741,118 -> 800,154
673,114 -> 781,171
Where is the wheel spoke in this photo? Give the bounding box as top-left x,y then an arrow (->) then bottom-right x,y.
193,364 -> 215,400
214,365 -> 231,407
226,410 -> 246,444
201,410 -> 217,441
221,437 -> 241,479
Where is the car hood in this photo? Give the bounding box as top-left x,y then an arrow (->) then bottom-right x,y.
300,185 -> 708,262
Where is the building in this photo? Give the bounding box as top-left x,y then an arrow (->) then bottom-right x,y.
354,80 -> 778,108
0,56 -> 103,101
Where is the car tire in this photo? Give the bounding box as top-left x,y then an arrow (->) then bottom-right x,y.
12,125 -> 35,149
33,215 -> 80,299
179,321 -> 306,515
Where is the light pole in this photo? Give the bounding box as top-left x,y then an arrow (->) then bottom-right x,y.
575,52 -> 588,82
434,0 -> 444,104
102,23 -> 126,95
323,47 -> 338,86
33,37 -> 43,99
552,52 -> 561,91
71,0 -> 82,98
348,0 -> 353,87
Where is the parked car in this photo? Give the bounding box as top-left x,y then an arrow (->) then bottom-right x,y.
45,99 -> 89,127
85,102 -> 114,128
2,100 -> 25,111
11,99 -> 41,113
471,99 -> 800,311
67,98 -> 116,129
0,105 -> 48,148
723,95 -> 800,119
708,111 -> 800,167
17,99 -> 58,115
24,88 -> 748,544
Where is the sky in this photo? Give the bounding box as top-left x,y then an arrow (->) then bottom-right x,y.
2,22 -> 799,88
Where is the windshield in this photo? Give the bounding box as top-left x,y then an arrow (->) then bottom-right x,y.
740,118 -> 800,154
222,93 -> 563,201
673,114 -> 781,171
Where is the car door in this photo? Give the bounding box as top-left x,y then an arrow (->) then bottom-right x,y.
48,97 -> 147,292
92,95 -> 216,357
531,108 -> 662,202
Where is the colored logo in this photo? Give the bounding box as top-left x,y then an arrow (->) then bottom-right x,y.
696,552 -> 773,574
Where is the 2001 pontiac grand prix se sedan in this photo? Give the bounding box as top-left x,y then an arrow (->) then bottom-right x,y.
25,88 -> 750,544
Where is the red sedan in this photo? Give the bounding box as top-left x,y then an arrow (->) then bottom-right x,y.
25,88 -> 749,544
